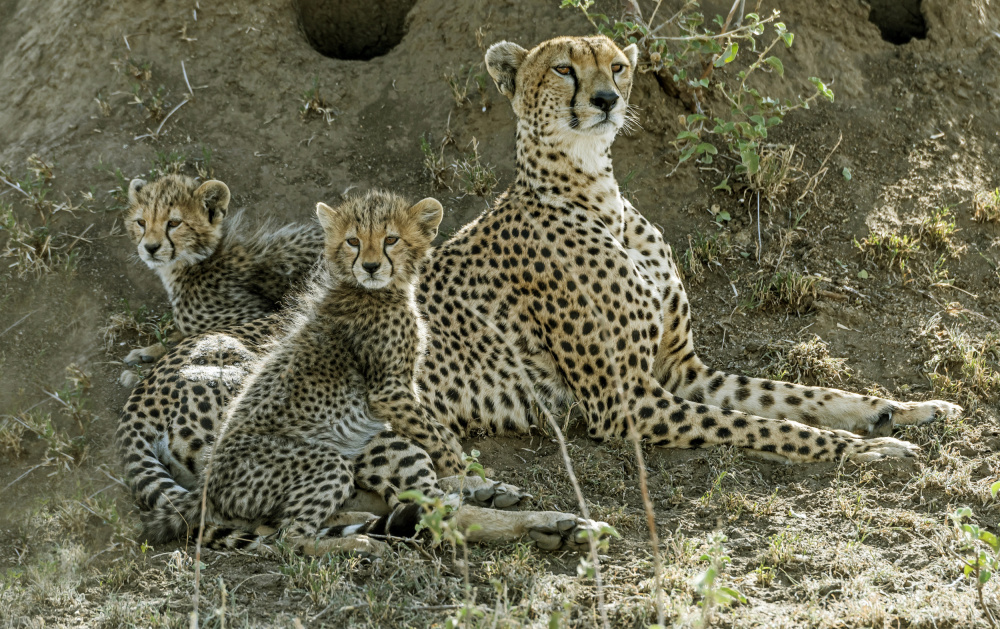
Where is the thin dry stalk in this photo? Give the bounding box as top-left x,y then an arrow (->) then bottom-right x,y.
624,420 -> 665,626
795,132 -> 841,204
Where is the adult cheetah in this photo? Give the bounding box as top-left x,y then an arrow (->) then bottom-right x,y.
120,191 -> 600,555
122,174 -> 323,367
410,35 -> 960,462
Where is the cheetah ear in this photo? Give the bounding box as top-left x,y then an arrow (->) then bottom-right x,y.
485,41 -> 527,100
622,43 -> 639,69
127,178 -> 147,205
408,197 -> 444,239
315,201 -> 341,234
194,180 -> 231,224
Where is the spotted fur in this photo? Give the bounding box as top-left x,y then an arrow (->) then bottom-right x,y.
122,174 -> 323,366
409,36 -> 961,463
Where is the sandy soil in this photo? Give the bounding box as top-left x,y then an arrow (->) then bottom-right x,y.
1,0 -> 999,627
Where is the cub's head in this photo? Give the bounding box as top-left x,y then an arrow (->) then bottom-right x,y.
316,190 -> 442,291
125,175 -> 231,269
485,35 -> 638,139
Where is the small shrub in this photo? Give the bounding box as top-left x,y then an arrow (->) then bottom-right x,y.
764,336 -> 851,386
973,188 -> 1000,223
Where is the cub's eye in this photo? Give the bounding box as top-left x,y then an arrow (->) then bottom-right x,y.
384,236 -> 399,245
136,219 -> 146,227
347,237 -> 360,247
554,66 -> 572,76
611,63 -> 624,73
167,220 -> 181,229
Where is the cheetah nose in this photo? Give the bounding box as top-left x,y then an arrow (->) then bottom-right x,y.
362,262 -> 380,274
145,243 -> 161,255
591,91 -> 619,113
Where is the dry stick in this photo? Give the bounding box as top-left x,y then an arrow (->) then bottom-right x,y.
458,302 -> 611,629
624,418 -> 665,626
155,98 -> 189,138
181,60 -> 194,97
795,132 -> 842,205
190,337 -> 227,628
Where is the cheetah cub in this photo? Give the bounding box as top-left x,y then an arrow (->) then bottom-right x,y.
145,191 -> 446,553
123,174 -> 322,368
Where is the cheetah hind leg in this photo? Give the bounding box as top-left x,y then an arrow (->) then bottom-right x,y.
447,504 -> 613,552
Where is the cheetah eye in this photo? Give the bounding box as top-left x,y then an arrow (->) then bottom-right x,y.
347,237 -> 360,247
136,219 -> 146,227
167,220 -> 181,229
553,66 -> 573,76
384,236 -> 399,245
611,63 -> 624,73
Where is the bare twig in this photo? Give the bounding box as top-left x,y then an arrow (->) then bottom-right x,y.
0,310 -> 37,338
155,98 -> 189,138
181,60 -> 194,97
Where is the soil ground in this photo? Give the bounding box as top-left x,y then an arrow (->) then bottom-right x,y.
1,0 -> 999,627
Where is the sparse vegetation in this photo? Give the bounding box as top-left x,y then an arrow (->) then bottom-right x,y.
923,324 -> 1000,405
682,231 -> 733,281
855,229 -> 920,275
974,188 -> 1000,223
300,77 -> 336,123
445,66 -> 490,111
744,270 -> 822,313
453,137 -> 499,198
763,336 -> 852,386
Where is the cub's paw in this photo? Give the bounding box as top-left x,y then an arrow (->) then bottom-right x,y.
118,369 -> 141,388
528,517 -> 617,552
892,400 -> 963,426
440,475 -> 532,509
124,343 -> 167,366
847,436 -> 920,462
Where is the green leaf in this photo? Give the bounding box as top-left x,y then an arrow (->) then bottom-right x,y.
686,113 -> 708,124
718,587 -> 747,604
857,269 -> 869,279
741,149 -> 760,175
677,130 -> 701,141
842,167 -> 852,181
714,42 -> 738,67
781,32 -> 794,47
715,211 -> 731,223
764,56 -> 784,77
713,177 -> 731,192
980,569 -> 993,584
398,489 -> 426,502
809,77 -> 835,102
695,143 -> 718,155
990,480 -> 1000,499
980,530 -> 1000,552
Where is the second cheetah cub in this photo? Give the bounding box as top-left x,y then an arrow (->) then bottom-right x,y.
122,174 -> 322,367
144,191 -> 445,554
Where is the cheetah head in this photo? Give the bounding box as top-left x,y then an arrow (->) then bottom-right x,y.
485,36 -> 638,142
315,190 -> 443,291
126,175 -> 231,269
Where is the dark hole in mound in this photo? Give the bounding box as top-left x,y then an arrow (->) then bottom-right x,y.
868,0 -> 927,45
297,0 -> 418,60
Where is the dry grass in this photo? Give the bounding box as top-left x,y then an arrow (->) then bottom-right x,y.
763,336 -> 852,387
974,188 -> 1000,223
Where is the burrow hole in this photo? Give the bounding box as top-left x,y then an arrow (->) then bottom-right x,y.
298,0 -> 418,61
868,0 -> 927,45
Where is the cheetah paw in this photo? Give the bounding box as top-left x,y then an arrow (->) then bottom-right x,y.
124,343 -> 167,367
847,436 -> 920,462
118,369 -> 141,388
890,400 -> 963,426
439,475 -> 532,509
528,517 -> 617,552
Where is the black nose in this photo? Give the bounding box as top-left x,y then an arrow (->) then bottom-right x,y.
591,91 -> 619,113
145,243 -> 161,255
362,262 -> 380,274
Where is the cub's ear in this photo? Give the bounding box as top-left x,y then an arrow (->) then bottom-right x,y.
622,43 -> 639,69
408,197 -> 444,239
485,41 -> 528,99
315,201 -> 341,234
128,178 -> 147,205
194,180 -> 231,224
